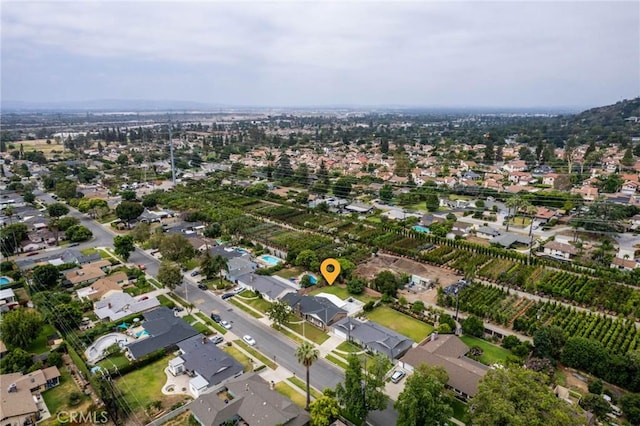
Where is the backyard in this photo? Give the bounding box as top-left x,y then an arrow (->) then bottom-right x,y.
26,324 -> 56,354
365,306 -> 434,342
309,284 -> 377,303
459,335 -> 512,365
41,368 -> 90,423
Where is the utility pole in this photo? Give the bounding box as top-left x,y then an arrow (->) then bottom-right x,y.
169,117 -> 176,185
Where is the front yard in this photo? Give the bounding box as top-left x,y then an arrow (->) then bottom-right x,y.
365,306 -> 434,342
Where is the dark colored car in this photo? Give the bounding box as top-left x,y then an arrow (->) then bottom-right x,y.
210,313 -> 221,323
221,293 -> 235,300
198,284 -> 208,290
190,270 -> 200,277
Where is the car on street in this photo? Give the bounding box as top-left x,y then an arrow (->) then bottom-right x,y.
137,264 -> 147,271
390,370 -> 406,384
220,320 -> 232,329
198,283 -> 208,290
26,251 -> 40,256
190,270 -> 200,277
68,243 -> 80,247
210,335 -> 224,345
210,313 -> 221,323
221,293 -> 235,300
243,335 -> 256,346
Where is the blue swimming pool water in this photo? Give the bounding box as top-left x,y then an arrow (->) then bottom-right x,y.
259,255 -> 281,266
235,248 -> 249,255
412,225 -> 430,233
136,330 -> 149,338
0,277 -> 11,286
305,274 -> 318,284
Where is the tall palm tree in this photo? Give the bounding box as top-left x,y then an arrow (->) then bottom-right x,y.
212,254 -> 228,288
505,195 -> 522,232
295,341 -> 320,411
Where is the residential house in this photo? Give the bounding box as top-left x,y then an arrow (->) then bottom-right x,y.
94,292 -> 160,322
332,317 -> 414,360
399,334 -> 488,401
503,160 -> 527,173
610,257 -> 639,271
63,264 -> 107,287
168,335 -> 243,398
543,241 -> 578,260
534,207 -> 557,224
190,373 -> 310,426
225,257 -> 258,283
571,185 -> 599,202
345,202 -> 374,214
542,173 -> 559,187
0,288 -> 17,312
76,271 -> 128,301
237,274 -> 295,302
621,181 -> 639,195
0,367 -> 61,425
281,293 -> 347,330
476,226 -> 500,239
490,233 -> 531,249
126,307 -> 199,360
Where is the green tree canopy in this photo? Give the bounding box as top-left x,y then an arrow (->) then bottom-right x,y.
309,395 -> 340,426
461,315 -> 484,337
47,202 -> 69,218
113,235 -> 135,261
115,201 -> 144,228
267,300 -> 290,330
31,264 -> 60,290
158,233 -> 195,263
157,261 -> 183,289
0,308 -> 43,349
395,364 -> 452,426
65,225 -> 92,242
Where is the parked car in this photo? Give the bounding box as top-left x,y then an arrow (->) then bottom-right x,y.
68,243 -> 80,247
190,270 -> 200,277
173,306 -> 184,313
210,313 -> 221,323
198,283 -> 208,290
390,370 -> 406,384
137,264 -> 147,271
210,335 -> 224,345
221,293 -> 235,300
233,286 -> 246,294
243,335 -> 256,346
220,320 -> 232,330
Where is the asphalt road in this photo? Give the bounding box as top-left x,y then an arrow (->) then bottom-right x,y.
31,190 -> 399,425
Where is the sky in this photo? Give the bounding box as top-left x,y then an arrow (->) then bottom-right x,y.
1,0 -> 639,109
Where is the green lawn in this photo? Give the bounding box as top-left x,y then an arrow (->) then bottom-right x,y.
288,376 -> 322,400
222,345 -> 253,372
42,368 -> 87,417
26,324 -> 56,354
459,335 -> 512,366
182,314 -> 197,324
157,294 -> 175,308
234,340 -> 277,369
273,324 -> 303,344
336,341 -> 364,353
97,353 -> 131,371
274,267 -> 304,280
193,322 -> 212,335
236,293 -> 273,313
325,354 -> 348,369
450,397 -> 469,423
285,320 -> 330,345
365,306 -> 434,342
116,355 -> 172,411
229,298 -> 264,318
275,382 -> 306,408
80,248 -> 98,256
309,284 -> 377,303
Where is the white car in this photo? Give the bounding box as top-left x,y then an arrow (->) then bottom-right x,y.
220,320 -> 232,330
243,335 -> 256,346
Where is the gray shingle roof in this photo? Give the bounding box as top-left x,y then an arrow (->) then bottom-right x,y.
237,273 -> 295,300
177,335 -> 243,387
281,294 -> 347,326
333,317 -> 414,359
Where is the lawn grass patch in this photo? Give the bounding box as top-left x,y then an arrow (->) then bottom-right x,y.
288,376 -> 322,400
237,294 -> 273,313
80,248 -> 97,256
365,306 -> 434,342
459,336 -> 512,366
222,345 -> 253,372
195,312 -> 227,335
272,324 -> 303,344
229,298 -> 264,318
182,314 -> 197,325
450,397 -> 469,423
273,267 -> 304,280
42,367 -> 87,417
25,323 -> 56,354
233,340 -> 277,369
336,341 -> 364,353
157,294 -> 175,308
285,320 -> 330,345
325,354 -> 348,370
193,322 -> 212,335
97,353 -> 131,371
115,355 -> 172,411
274,382 -> 306,408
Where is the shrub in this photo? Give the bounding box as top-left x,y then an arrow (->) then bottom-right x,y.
363,301 -> 375,312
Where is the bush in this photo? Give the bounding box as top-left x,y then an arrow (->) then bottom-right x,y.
68,392 -> 83,407
588,379 -> 604,395
437,323 -> 452,334
501,335 -> 521,350
363,301 -> 375,312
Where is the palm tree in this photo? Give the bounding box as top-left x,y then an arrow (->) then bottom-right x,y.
525,204 -> 538,237
505,195 -> 522,232
212,254 -> 228,288
295,341 -> 320,411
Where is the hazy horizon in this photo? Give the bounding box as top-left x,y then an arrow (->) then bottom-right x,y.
2,1 -> 639,109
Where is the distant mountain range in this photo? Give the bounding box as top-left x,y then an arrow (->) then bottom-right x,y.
569,97 -> 640,126
1,99 -> 224,112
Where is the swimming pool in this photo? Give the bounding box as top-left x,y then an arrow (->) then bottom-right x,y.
412,225 -> 430,233
259,255 -> 281,266
0,277 -> 11,286
304,274 -> 318,285
235,248 -> 249,255
135,330 -> 149,338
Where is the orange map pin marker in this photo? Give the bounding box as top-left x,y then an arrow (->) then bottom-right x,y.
320,258 -> 341,285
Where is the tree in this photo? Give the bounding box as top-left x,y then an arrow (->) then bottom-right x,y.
461,315 -> 484,337
295,249 -> 319,271
412,300 -> 425,314
120,190 -> 137,201
274,153 -> 293,182
56,216 -> 80,231
113,235 -> 135,261
372,270 -> 400,297
470,367 -> 583,426
0,308 -> 43,349
379,184 -> 393,203
295,341 -> 320,411
267,300 -> 290,330
157,261 -> 182,289
49,303 -> 82,331
333,176 -> 353,199
31,264 -> 60,289
0,223 -> 28,256
115,201 -> 144,228
47,202 -> 70,245
23,191 -> 35,204
158,233 -> 195,263
116,153 -> 129,166
505,195 -> 522,232
65,225 -> 92,242
310,395 -> 340,426
130,222 -> 151,243
395,364 -> 452,426
533,325 -> 566,361
363,353 -> 389,413
335,354 -> 366,421
425,192 -> 440,212
579,394 -> 610,420
0,348 -> 34,374
621,393 -> 640,425
561,337 -> 607,374
588,379 -> 603,395
347,277 -> 366,295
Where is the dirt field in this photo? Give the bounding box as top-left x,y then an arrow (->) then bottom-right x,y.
357,253 -> 461,285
